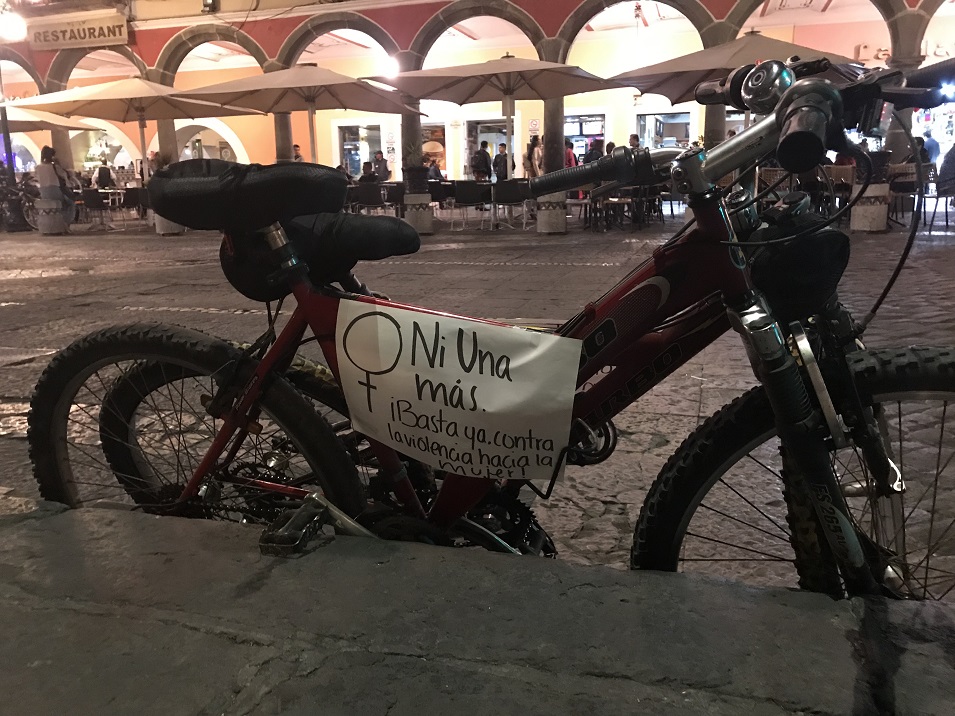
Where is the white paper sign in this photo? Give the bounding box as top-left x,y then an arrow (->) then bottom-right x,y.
336,301 -> 582,481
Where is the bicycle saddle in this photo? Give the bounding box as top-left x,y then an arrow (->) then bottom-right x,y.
149,158 -> 351,231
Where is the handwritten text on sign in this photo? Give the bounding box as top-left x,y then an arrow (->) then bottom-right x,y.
336,302 -> 581,481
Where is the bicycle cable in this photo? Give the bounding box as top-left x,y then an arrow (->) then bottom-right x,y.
858,111 -> 924,331
722,147 -> 872,248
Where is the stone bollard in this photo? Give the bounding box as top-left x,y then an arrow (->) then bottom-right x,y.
35,199 -> 67,235
536,191 -> 567,234
403,193 -> 433,235
849,183 -> 889,232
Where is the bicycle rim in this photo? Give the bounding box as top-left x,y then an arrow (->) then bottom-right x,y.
48,353 -> 332,521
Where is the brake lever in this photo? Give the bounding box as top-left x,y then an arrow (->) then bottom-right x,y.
590,181 -> 626,200
880,86 -> 946,110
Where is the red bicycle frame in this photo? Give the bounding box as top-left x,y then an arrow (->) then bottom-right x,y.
177,195 -> 752,529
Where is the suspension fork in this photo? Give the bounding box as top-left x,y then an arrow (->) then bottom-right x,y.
726,290 -> 880,595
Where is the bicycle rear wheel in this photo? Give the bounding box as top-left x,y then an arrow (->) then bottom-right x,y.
633,347 -> 955,600
28,323 -> 365,520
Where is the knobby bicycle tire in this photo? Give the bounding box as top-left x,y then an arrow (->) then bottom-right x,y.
632,346 -> 955,599
28,323 -> 366,519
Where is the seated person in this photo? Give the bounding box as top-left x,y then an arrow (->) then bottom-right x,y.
335,164 -> 356,184
357,161 -> 379,183
427,159 -> 443,181
93,159 -> 118,189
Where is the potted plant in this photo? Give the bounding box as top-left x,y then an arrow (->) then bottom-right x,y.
149,153 -> 185,236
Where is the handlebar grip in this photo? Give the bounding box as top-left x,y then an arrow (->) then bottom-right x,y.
695,79 -> 729,105
776,101 -> 830,173
528,147 -> 652,197
905,56 -> 955,89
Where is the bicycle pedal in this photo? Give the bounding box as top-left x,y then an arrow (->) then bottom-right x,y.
259,503 -> 333,557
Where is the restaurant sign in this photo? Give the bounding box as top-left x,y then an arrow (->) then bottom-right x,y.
28,11 -> 128,52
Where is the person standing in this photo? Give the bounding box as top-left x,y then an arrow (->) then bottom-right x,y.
292,144 -> 304,162
629,133 -> 641,151
564,138 -> 578,168
36,145 -> 74,230
522,135 -> 543,178
373,150 -> 390,181
583,138 -> 604,164
472,140 -> 492,180
923,129 -> 941,164
493,143 -> 513,181
93,158 -> 117,189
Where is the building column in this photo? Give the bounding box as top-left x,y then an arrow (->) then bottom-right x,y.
537,97 -> 567,234
50,128 -> 74,171
156,119 -> 178,164
401,97 -> 423,178
698,22 -> 738,149
274,112 -> 293,163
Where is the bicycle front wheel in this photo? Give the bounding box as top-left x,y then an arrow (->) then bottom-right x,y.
28,323 -> 365,520
632,347 -> 955,600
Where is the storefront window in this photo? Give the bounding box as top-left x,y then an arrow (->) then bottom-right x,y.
637,112 -> 691,149
339,125 -> 381,178
564,114 -> 605,163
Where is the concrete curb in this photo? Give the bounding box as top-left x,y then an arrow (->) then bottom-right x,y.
1,501 -> 954,715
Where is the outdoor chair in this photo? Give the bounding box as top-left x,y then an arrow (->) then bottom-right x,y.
930,175 -> 954,232
81,188 -> 112,231
428,181 -> 454,220
887,163 -> 932,223
120,187 -> 147,228
382,183 -> 405,217
823,165 -> 855,219
492,180 -> 533,230
344,184 -> 359,212
355,181 -> 389,215
450,181 -> 492,231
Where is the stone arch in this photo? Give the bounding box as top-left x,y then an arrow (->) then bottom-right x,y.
73,118 -> 141,161
146,118 -> 251,164
555,0 -> 711,62
919,0 -> 949,21
887,11 -> 930,61
275,12 -> 400,68
728,0 -> 903,29
45,45 -> 146,92
153,25 -> 270,85
407,0 -> 547,68
0,47 -> 45,94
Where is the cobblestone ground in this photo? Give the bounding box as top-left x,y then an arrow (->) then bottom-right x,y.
1,212 -> 954,582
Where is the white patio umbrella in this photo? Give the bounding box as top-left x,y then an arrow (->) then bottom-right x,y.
0,105 -> 97,133
611,33 -> 862,105
177,65 -> 418,163
11,77 -> 261,177
367,54 -> 623,171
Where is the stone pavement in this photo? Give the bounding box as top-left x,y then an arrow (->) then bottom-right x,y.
2,497 -> 955,716
2,218 -> 955,713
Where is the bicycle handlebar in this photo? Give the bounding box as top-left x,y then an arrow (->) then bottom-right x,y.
904,56 -> 955,89
528,57 -> 953,198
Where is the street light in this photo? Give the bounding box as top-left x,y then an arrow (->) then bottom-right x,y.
0,7 -> 29,231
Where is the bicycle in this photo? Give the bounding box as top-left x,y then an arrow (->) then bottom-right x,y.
27,56 -> 955,598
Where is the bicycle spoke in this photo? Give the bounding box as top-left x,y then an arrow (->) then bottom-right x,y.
683,531 -> 793,562
698,500 -> 791,543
